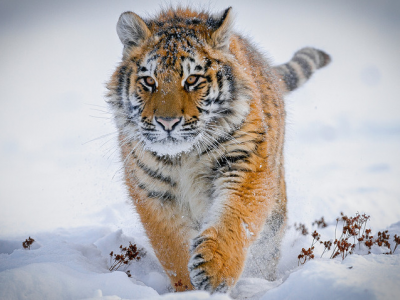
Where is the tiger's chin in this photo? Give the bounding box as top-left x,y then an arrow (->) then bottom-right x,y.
143,138 -> 197,157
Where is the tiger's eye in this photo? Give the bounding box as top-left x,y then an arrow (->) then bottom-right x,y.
145,77 -> 155,86
186,75 -> 198,85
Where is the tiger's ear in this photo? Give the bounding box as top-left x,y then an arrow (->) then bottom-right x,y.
208,7 -> 233,51
116,11 -> 151,52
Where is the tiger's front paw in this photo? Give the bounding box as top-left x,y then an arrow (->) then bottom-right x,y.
188,227 -> 244,293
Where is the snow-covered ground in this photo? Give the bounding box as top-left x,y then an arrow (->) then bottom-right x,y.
1,0 -> 400,299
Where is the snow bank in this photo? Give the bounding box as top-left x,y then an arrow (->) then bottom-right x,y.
262,255 -> 400,300
0,226 -> 233,300
1,222 -> 399,300
0,227 -> 159,300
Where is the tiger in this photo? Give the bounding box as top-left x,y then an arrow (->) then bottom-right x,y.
106,7 -> 330,293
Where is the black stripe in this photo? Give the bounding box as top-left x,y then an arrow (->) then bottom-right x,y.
149,152 -> 180,166
199,277 -> 210,290
216,70 -> 224,90
213,154 -> 250,171
203,99 -> 214,106
299,50 -> 318,65
186,39 -> 193,49
147,190 -> 176,201
216,108 -> 233,115
228,149 -> 251,156
203,58 -> 212,72
181,127 -> 196,132
197,106 -> 209,114
178,63 -> 184,77
136,160 -> 177,187
146,54 -> 160,64
139,83 -> 150,92
137,183 -> 176,202
283,64 -> 298,91
142,132 -> 156,141
247,130 -> 267,136
292,56 -> 312,79
214,93 -> 225,105
191,238 -> 206,251
193,82 -> 206,90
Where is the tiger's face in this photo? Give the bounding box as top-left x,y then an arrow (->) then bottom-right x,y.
108,8 -> 251,156
127,47 -> 237,156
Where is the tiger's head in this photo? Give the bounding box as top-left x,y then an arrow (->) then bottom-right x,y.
107,7 -> 252,157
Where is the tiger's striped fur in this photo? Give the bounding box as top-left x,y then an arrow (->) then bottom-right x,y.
106,7 -> 330,293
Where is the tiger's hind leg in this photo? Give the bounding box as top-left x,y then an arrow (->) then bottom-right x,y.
242,209 -> 287,281
243,168 -> 287,281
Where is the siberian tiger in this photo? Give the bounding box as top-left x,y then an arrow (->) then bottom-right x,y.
107,7 -> 330,293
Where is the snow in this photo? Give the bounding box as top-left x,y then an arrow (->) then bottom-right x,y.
0,228 -> 159,300
262,254 -> 400,300
1,0 -> 400,299
1,223 -> 399,299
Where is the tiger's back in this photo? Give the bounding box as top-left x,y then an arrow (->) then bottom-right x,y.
107,7 -> 330,292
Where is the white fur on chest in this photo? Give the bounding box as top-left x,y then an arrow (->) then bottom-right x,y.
153,155 -> 211,226
174,156 -> 211,225
134,149 -> 214,229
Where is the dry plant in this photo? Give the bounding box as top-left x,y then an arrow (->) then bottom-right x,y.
297,230 -> 320,265
393,234 -> 400,253
294,223 -> 309,236
22,237 -> 35,250
297,212 -> 400,265
109,242 -> 142,272
329,212 -> 369,259
312,217 -> 328,228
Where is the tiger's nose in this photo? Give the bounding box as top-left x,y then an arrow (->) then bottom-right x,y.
155,117 -> 182,132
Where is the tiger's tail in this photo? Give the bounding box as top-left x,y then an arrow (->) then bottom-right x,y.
273,47 -> 331,94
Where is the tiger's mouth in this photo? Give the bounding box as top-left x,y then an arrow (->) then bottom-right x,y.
136,122 -> 199,156
159,136 -> 180,144
143,135 -> 200,157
